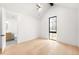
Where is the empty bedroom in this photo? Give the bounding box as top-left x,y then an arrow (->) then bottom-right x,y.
0,3 -> 79,55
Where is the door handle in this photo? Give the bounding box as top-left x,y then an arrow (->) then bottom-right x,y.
0,34 -> 5,36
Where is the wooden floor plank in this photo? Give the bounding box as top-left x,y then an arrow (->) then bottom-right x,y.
0,39 -> 79,55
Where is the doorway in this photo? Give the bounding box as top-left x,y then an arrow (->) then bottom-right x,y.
0,8 -> 18,53
49,16 -> 57,41
5,10 -> 18,46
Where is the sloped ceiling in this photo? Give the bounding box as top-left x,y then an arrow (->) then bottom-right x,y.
0,3 -> 79,19
0,3 -> 51,19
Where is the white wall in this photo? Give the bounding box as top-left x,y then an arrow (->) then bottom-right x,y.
17,14 -> 40,43
40,5 -> 78,46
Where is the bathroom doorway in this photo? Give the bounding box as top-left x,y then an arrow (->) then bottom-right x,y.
49,16 -> 57,41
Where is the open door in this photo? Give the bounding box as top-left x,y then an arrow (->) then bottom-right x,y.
49,16 -> 57,41
0,8 -> 6,53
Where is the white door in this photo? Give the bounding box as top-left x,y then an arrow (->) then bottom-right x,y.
0,8 -> 6,53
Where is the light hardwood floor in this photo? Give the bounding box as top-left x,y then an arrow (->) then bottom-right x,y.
1,39 -> 79,55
